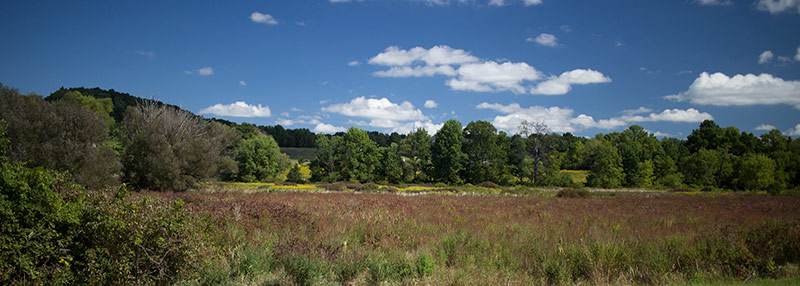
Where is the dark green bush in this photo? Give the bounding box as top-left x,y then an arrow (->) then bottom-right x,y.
556,188 -> 591,198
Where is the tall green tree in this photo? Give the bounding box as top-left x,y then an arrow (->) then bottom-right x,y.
432,120 -> 466,184
341,127 -> 382,182
462,120 -> 505,184
381,143 -> 405,184
733,153 -> 776,191
586,141 -> 624,188
400,128 -> 432,182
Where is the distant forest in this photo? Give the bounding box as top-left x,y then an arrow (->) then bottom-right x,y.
1,84 -> 798,192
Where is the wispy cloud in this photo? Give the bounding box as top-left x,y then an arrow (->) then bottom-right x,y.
136,50 -> 156,60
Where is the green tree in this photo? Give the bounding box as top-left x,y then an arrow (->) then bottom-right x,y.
286,163 -> 305,183
381,143 -> 404,184
234,134 -> 291,182
733,153 -> 776,191
122,102 -> 236,190
341,127 -> 382,182
310,135 -> 343,182
432,120 -> 466,184
0,84 -> 120,189
462,120 -> 505,184
586,141 -> 624,188
400,128 -> 432,182
57,90 -> 115,126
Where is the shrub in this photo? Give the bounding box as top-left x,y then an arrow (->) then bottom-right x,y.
556,188 -> 591,198
477,181 -> 502,189
415,253 -> 436,277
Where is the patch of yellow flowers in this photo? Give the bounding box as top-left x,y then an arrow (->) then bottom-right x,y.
58,257 -> 72,266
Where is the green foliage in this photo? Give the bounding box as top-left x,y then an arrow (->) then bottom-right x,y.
122,103 -> 236,190
556,188 -> 591,198
432,120 -> 467,184
733,153 -> 776,191
586,141 -> 624,188
400,128 -> 432,182
234,134 -> 291,182
341,127 -> 383,182
0,84 -> 120,189
381,143 -> 404,184
57,90 -> 115,126
286,163 -> 305,183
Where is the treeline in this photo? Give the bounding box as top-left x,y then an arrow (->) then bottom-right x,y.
0,84 -> 292,191
1,84 -> 799,192
310,120 -> 800,192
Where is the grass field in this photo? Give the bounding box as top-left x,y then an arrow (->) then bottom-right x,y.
136,185 -> 800,285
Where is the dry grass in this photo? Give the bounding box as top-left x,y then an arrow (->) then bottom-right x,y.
137,190 -> 800,285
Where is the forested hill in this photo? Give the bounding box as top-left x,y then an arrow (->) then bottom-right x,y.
46,87 -> 180,123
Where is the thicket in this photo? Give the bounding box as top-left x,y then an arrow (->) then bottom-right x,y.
0,121 -> 201,284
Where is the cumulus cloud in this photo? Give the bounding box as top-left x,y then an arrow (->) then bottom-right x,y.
199,101 -> 271,117
250,12 -> 278,25
322,96 -> 428,121
666,72 -> 800,109
449,61 -> 543,94
796,46 -> 800,61
424,100 -> 438,108
528,33 -> 558,47
369,45 -> 609,95
197,67 -> 214,76
530,69 -> 611,95
369,45 -> 478,67
759,50 -> 774,64
755,124 -> 777,131
478,102 -> 712,134
621,107 -> 652,116
756,0 -> 800,14
373,65 -> 457,77
348,60 -> 360,66
696,0 -> 732,6
313,123 -> 346,134
785,124 -> 800,136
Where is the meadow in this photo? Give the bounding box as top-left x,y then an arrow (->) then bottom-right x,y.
132,185 -> 800,285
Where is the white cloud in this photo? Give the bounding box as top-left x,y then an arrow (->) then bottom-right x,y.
322,96 -> 428,121
373,65 -> 456,77
646,130 -> 671,137
528,33 -> 558,47
368,45 -> 478,67
530,69 -> 612,95
291,107 -> 303,112
370,45 -> 609,95
313,123 -> 346,134
779,56 -> 794,63
199,101 -> 271,117
478,102 -> 712,134
449,61 -> 543,94
796,46 -> 800,61
618,108 -> 713,123
136,50 -> 156,59
560,25 -> 572,32
785,124 -> 800,136
696,0 -> 732,6
524,0 -> 543,6
276,119 -> 295,126
489,0 -> 506,6
197,67 -> 214,76
615,41 -> 624,47
755,124 -> 777,131
759,50 -> 774,64
348,60 -> 361,66
280,112 -> 290,117
239,80 -> 247,86
666,72 -> 800,109
424,100 -> 438,108
296,21 -> 306,26
388,121 -> 443,135
250,12 -> 278,25
622,107 -> 652,116
756,0 -> 800,14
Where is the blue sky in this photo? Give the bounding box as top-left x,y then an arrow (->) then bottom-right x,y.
1,0 -> 799,138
